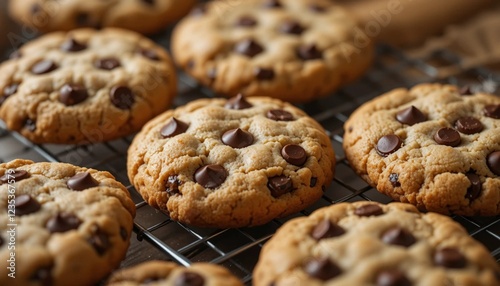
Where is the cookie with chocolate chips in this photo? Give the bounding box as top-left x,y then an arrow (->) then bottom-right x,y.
171,0 -> 374,103
253,201 -> 500,286
8,0 -> 195,34
343,84 -> 500,216
127,94 -> 335,228
0,28 -> 176,144
0,159 -> 136,286
107,261 -> 243,286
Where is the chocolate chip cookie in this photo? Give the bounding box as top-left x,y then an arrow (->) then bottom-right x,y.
107,261 -> 243,286
0,28 -> 177,144
127,94 -> 335,228
171,0 -> 374,103
0,159 -> 136,286
8,0 -> 196,34
253,201 -> 500,286
343,84 -> 500,216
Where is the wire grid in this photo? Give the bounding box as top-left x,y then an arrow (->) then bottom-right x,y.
1,42 -> 500,284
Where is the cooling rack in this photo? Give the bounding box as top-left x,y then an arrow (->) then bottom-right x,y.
1,35 -> 499,285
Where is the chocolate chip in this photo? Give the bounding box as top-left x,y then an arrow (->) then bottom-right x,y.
376,135 -> 402,156
139,48 -> 160,61
280,20 -> 304,35
166,175 -> 182,196
46,213 -> 81,233
110,86 -> 135,109
381,227 -> 416,247
465,172 -> 481,201
67,172 -> 99,191
310,177 -> 317,187
194,165 -> 227,188
24,119 -> 36,132
15,194 -> 41,216
0,169 -> 29,184
120,227 -> 128,241
222,128 -> 254,148
396,106 -> 427,125
263,0 -> 282,8
267,109 -> 294,121
309,4 -> 326,12
389,173 -> 400,187
304,257 -> 341,281
487,151 -> 500,176
459,85 -> 473,96
234,39 -> 264,57
434,128 -> 461,147
174,272 -> 205,286
95,58 -> 120,70
160,118 -> 189,138
59,84 -> 88,106
236,15 -> 257,27
267,175 -> 293,197
376,270 -> 411,286
254,67 -> 275,80
141,0 -> 155,5
225,93 -> 253,110
434,248 -> 466,268
484,104 -> 500,119
60,38 -> 86,52
354,204 -> 384,217
281,144 -> 307,166
88,225 -> 110,255
75,12 -> 90,26
297,44 -> 322,60
30,265 -> 53,286
311,219 -> 345,240
454,117 -> 483,134
31,60 -> 58,74
3,84 -> 19,97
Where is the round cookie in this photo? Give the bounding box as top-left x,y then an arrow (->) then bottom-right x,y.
253,201 -> 500,286
0,28 -> 177,144
107,261 -> 244,286
127,94 -> 335,228
343,84 -> 500,216
0,159 -> 136,286
171,0 -> 374,103
8,0 -> 196,34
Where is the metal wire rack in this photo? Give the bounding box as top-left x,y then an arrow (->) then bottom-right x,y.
1,35 -> 499,285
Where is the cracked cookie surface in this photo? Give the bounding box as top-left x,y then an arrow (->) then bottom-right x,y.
0,28 -> 176,144
0,159 -> 136,286
171,0 -> 373,103
343,84 -> 500,216
107,261 -> 243,286
253,201 -> 500,286
9,0 -> 195,34
127,95 -> 335,228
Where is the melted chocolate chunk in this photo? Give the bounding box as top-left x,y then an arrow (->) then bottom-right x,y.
0,169 -> 29,184
454,117 -> 483,134
46,213 -> 81,233
59,84 -> 88,106
381,227 -> 416,247
487,151 -> 500,176
281,144 -> 307,166
234,39 -> 264,57
110,86 -> 135,109
166,175 -> 182,196
267,175 -> 293,197
194,165 -> 227,188
31,60 -> 58,74
222,128 -> 254,148
434,248 -> 466,268
396,106 -> 426,126
376,270 -> 411,286
254,67 -> 275,80
354,204 -> 384,217
95,58 -> 120,70
280,20 -> 304,35
376,135 -> 402,156
88,225 -> 110,255
15,195 -> 41,216
484,104 -> 500,119
236,15 -> 257,27
266,109 -> 294,121
434,128 -> 461,146
297,44 -> 322,60
160,118 -> 189,138
60,38 -> 86,52
311,219 -> 345,240
304,257 -> 341,281
225,94 -> 253,110
67,172 -> 99,191
465,172 -> 481,201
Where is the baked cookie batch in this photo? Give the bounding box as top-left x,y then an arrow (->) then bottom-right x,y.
0,0 -> 499,285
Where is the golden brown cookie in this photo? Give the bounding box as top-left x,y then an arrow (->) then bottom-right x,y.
8,0 -> 196,34
0,159 -> 136,286
127,95 -> 335,228
0,28 -> 177,144
343,84 -> 500,216
254,202 -> 500,286
171,0 -> 374,103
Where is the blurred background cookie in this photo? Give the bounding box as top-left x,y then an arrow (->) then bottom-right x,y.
8,0 -> 196,35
